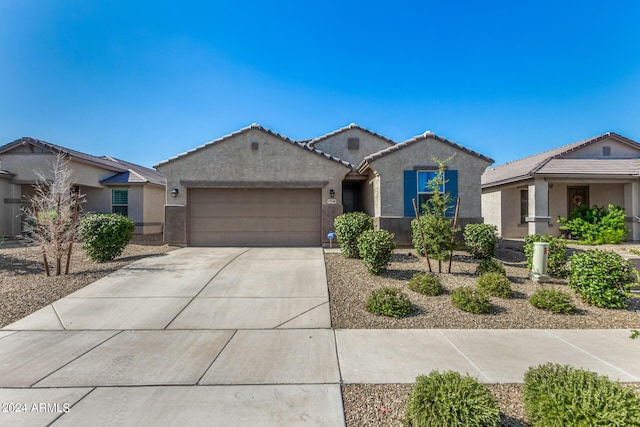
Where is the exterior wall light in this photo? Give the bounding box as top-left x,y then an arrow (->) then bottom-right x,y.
329,189 -> 335,198
171,188 -> 179,197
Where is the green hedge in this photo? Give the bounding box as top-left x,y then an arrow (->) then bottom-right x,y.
524,234 -> 568,278
334,212 -> 373,259
79,213 -> 134,262
463,223 -> 498,259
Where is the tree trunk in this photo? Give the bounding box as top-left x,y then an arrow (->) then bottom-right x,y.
55,257 -> 62,276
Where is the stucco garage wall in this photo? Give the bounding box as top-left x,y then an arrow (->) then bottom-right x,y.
156,128 -> 351,245
142,185 -> 165,234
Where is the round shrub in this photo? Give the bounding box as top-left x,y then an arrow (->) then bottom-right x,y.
408,272 -> 443,296
451,286 -> 492,314
333,212 -> 373,259
463,223 -> 498,259
524,234 -> 568,278
475,257 -> 506,276
366,287 -> 412,318
79,213 -> 135,262
405,371 -> 500,427
477,272 -> 513,298
524,363 -> 640,427
357,229 -> 396,275
529,288 -> 576,314
568,249 -> 635,309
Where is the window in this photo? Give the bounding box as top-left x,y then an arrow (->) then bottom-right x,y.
112,189 -> 128,216
520,189 -> 528,223
417,171 -> 445,207
404,169 -> 458,217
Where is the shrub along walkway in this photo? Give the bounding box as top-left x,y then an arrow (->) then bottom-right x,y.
0,247 -> 639,426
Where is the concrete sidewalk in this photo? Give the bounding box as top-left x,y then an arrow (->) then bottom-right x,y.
1,247 -> 639,426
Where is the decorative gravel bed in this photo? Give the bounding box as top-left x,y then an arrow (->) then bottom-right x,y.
330,240 -> 640,426
0,235 -> 175,328
326,242 -> 640,330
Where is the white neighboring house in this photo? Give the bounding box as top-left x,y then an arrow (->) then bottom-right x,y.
0,137 -> 166,237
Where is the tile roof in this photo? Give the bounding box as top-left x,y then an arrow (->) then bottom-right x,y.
481,132 -> 640,188
306,123 -> 396,147
357,130 -> 494,172
153,123 -> 354,169
537,158 -> 640,176
0,137 -> 165,186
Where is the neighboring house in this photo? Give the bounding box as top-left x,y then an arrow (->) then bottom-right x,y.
0,137 -> 166,237
155,123 -> 493,246
481,132 -> 640,241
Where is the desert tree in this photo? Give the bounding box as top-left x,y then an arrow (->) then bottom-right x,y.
22,154 -> 83,276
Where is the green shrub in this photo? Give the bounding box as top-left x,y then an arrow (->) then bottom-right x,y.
408,272 -> 443,296
357,229 -> 396,275
463,223 -> 498,259
475,257 -> 506,276
404,371 -> 500,427
567,249 -> 635,309
365,287 -> 412,318
477,272 -> 513,298
333,212 -> 373,258
529,288 -> 576,313
524,234 -> 568,278
79,213 -> 135,262
559,204 -> 628,244
451,286 -> 492,314
523,363 -> 640,427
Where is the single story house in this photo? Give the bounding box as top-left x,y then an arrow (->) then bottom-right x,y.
0,137 -> 166,237
481,132 -> 640,241
155,123 -> 493,246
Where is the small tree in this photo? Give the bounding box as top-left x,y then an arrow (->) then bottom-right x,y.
22,155 -> 83,276
411,156 -> 459,272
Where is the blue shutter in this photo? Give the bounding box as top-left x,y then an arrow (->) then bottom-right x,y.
404,170 -> 417,217
444,170 -> 458,216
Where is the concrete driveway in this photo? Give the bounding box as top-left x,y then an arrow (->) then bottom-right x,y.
0,247 -> 344,426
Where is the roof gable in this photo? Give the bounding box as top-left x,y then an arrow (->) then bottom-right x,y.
358,130 -> 494,172
306,123 -> 396,147
482,132 -> 640,188
153,123 -> 353,169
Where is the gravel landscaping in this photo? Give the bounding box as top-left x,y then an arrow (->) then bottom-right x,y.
0,235 -> 175,328
326,241 -> 640,330
330,239 -> 640,426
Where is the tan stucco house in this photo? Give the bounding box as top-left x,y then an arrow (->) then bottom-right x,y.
481,132 -> 640,241
0,137 -> 166,237
155,123 -> 493,246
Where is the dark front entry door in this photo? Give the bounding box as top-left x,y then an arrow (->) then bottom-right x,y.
567,186 -> 589,217
342,182 -> 362,213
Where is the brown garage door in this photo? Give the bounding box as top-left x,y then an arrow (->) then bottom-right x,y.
188,188 -> 322,246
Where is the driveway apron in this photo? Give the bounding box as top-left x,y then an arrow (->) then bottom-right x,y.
0,247 -> 344,426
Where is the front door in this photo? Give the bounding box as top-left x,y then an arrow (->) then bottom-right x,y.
342,182 -> 362,213
567,186 -> 589,217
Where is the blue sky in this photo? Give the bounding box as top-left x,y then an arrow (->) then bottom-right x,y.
1,0 -> 639,168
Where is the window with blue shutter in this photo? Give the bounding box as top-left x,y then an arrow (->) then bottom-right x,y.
404,169 -> 458,217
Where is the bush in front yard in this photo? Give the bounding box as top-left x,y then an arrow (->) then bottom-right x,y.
474,257 -> 506,277
523,363 -> 640,426
334,212 -> 373,258
463,223 -> 498,259
79,213 -> 135,262
567,249 -> 636,309
366,287 -> 412,318
477,272 -> 513,298
524,234 -> 568,278
404,371 -> 500,427
529,288 -> 576,314
357,229 -> 396,275
408,272 -> 443,296
451,287 -> 492,314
